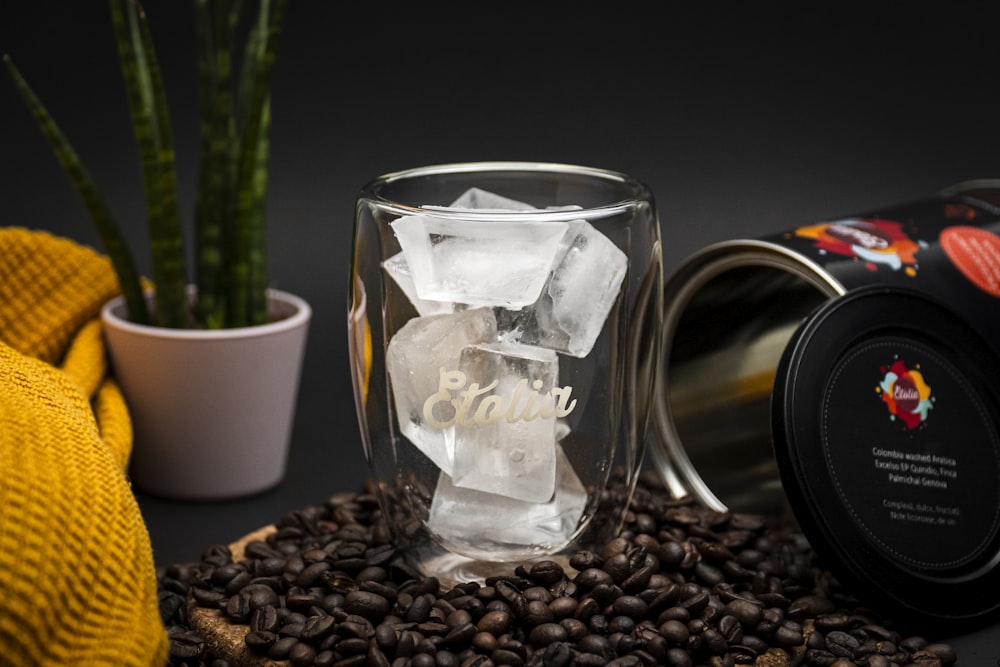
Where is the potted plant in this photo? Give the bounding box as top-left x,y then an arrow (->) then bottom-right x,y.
4,0 -> 311,500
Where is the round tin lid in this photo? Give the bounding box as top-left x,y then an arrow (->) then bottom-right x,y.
772,285 -> 1000,630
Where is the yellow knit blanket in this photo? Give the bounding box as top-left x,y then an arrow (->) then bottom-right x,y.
0,227 -> 168,666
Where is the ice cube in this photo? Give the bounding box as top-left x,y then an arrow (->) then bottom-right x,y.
445,187 -> 535,211
450,342 -> 561,503
495,221 -> 627,358
383,251 -> 454,316
386,308 -> 498,474
391,213 -> 568,309
427,444 -> 588,555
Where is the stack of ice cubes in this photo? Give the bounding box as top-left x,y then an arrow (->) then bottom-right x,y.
383,188 -> 627,549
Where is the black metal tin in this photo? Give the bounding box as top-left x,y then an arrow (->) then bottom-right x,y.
651,181 -> 1000,629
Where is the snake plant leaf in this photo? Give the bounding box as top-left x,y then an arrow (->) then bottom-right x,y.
111,0 -> 188,328
228,0 -> 288,327
6,1 -> 289,332
192,0 -> 234,329
3,55 -> 150,325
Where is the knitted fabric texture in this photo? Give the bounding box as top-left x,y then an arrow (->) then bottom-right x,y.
0,227 -> 168,666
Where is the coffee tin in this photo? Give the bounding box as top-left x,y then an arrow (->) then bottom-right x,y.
651,180 -> 1000,629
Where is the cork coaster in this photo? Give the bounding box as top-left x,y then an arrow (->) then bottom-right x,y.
187,524 -> 283,667
186,524 -> 808,667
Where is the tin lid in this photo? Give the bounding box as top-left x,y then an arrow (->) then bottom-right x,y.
772,285 -> 1000,629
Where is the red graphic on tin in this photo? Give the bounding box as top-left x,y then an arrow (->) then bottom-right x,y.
877,359 -> 933,429
794,218 -> 923,276
940,226 -> 1000,298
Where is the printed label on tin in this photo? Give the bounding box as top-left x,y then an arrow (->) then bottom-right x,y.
793,218 -> 923,276
940,226 -> 1000,298
823,339 -> 1000,570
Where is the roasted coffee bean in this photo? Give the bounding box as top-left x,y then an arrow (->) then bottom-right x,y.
528,560 -> 565,586
528,622 -> 567,647
267,635 -> 298,660
164,481 -> 963,667
574,567 -> 613,590
459,655 -> 492,667
296,560 -> 330,587
286,592 -> 320,612
446,609 -> 473,628
608,615 -> 636,635
576,633 -> 611,658
773,620 -> 804,647
475,609 -> 512,635
244,629 -> 277,653
826,630 -> 861,657
925,643 -> 958,663
572,596 -> 599,622
568,550 -> 601,570
539,641 -> 571,667
288,641 -> 317,666
548,596 -> 577,619
249,605 -> 279,633
664,646 -> 694,667
522,586 -> 552,604
339,615 -> 376,639
167,628 -> 205,660
190,584 -> 226,608
693,561 -> 725,587
411,653 -> 436,667
620,564 -> 654,593
723,597 -> 762,628
301,613 -> 336,642
716,614 -> 742,643
442,622 -> 476,647
338,636 -> 371,655
406,593 -> 434,623
610,595 -> 647,620
522,599 -> 554,626
344,589 -> 392,621
679,590 -> 709,616
602,554 -> 633,585
659,619 -> 689,645
787,593 -> 836,619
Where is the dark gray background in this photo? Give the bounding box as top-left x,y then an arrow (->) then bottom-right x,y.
2,2 -> 998,656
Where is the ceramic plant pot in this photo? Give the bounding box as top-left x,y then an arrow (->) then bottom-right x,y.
101,288 -> 311,500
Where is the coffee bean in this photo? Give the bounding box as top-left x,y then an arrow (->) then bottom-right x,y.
442,622 -> 476,647
574,567 -> 613,590
788,593 -> 836,619
249,605 -> 279,633
300,613 -> 336,642
528,560 -> 564,586
266,635 -> 298,660
344,589 -> 391,621
165,480 -> 962,667
539,641 -> 571,667
665,646 -> 694,667
659,619 -> 689,645
167,628 -> 205,660
602,552 -> 633,583
548,596 -> 577,620
244,629 -> 276,653
576,633 -> 611,658
609,595 -> 647,620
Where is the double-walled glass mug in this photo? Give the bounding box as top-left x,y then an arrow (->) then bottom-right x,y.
349,162 -> 662,584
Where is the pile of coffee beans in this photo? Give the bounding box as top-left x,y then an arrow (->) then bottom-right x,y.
157,472 -> 959,666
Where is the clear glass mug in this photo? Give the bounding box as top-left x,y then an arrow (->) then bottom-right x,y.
349,162 -> 662,584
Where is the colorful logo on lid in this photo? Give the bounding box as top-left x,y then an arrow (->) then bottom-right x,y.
793,218 -> 925,276
877,359 -> 933,429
